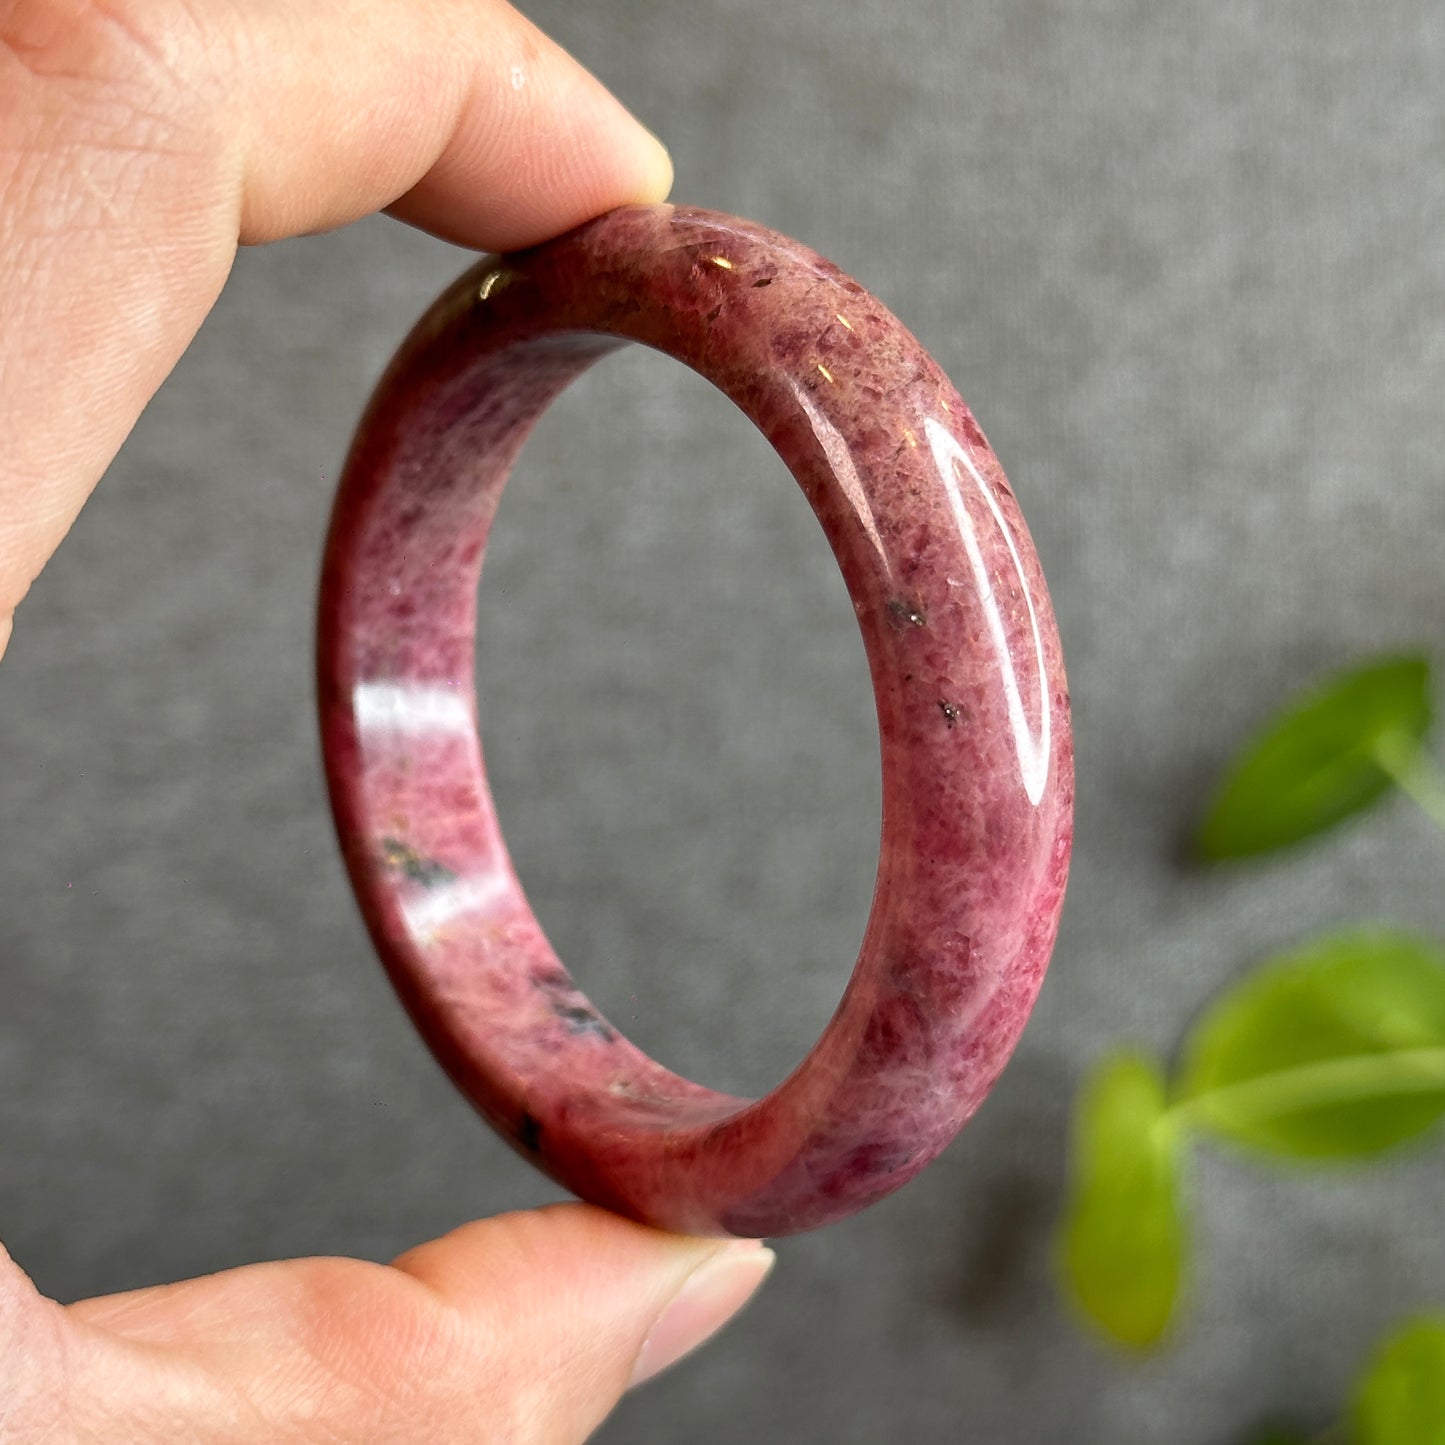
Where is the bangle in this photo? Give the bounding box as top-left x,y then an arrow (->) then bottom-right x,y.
317,205 -> 1072,1237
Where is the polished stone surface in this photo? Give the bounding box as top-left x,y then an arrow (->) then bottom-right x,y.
317,205 -> 1072,1235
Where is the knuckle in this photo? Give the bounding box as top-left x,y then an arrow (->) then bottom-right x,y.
280,1258 -> 541,1442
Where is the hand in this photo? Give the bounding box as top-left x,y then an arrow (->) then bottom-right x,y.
0,3 -> 774,1439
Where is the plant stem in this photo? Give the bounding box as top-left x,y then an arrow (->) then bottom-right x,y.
1373,730 -> 1445,835
1166,1048 -> 1445,1132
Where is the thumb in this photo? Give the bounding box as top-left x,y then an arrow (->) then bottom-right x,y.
51,1204 -> 774,1443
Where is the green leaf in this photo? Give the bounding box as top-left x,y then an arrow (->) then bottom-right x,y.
1196,653 -> 1432,860
1177,928 -> 1445,1159
1352,1315 -> 1445,1445
1058,1052 -> 1186,1350
1245,1429 -> 1311,1445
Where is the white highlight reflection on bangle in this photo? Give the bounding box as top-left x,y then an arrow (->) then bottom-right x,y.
354,681 -> 473,736
924,417 -> 1051,807
788,377 -> 890,571
402,871 -> 512,943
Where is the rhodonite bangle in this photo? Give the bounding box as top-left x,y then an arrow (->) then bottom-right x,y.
316,204 -> 1073,1237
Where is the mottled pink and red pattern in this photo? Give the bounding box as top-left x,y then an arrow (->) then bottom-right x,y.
317,205 -> 1072,1236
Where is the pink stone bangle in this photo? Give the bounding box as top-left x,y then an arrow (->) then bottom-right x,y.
317,205 -> 1073,1237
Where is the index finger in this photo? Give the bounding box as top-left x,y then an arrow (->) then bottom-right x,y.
0,0 -> 672,661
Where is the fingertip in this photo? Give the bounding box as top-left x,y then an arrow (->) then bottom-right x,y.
391,1204 -> 770,1437
627,1242 -> 775,1390
223,0 -> 674,251
386,44 -> 676,252
581,74 -> 674,209
392,1201 -> 736,1309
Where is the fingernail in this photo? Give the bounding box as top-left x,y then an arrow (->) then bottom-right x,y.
628,1243 -> 776,1389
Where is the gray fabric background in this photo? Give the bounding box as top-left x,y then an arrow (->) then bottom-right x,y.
4,1 -> 1445,1440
